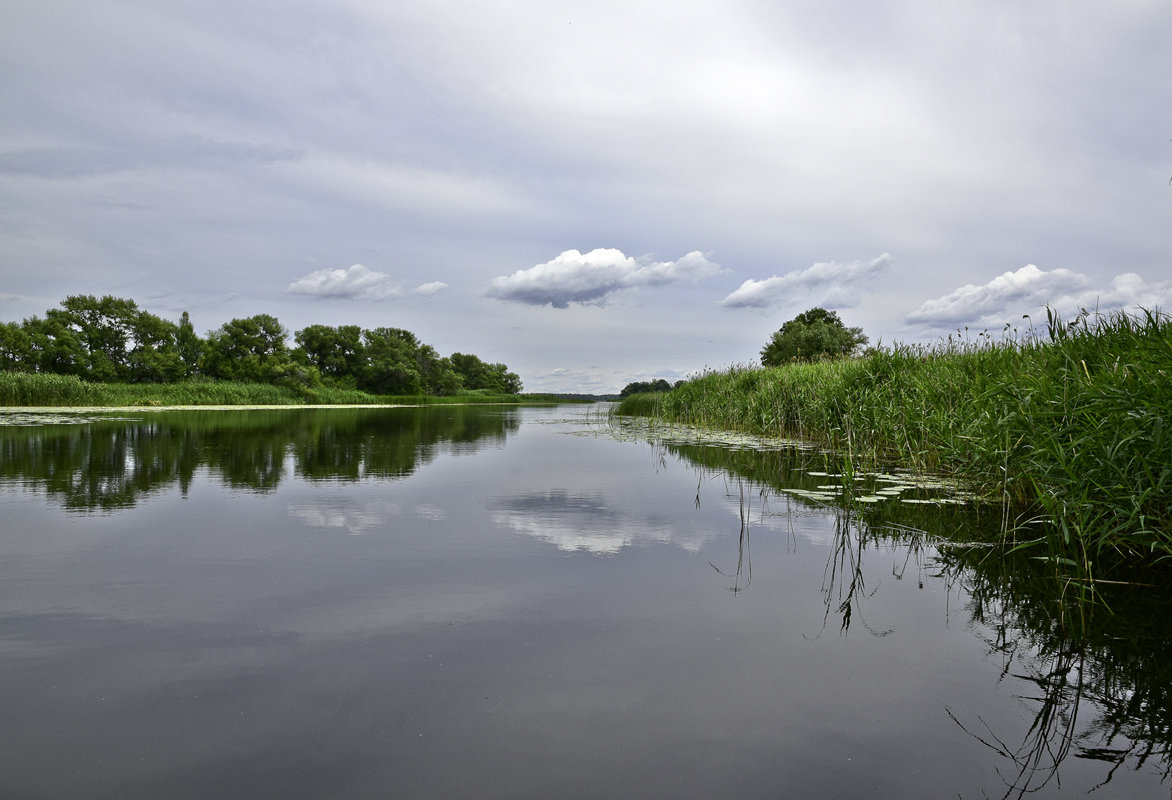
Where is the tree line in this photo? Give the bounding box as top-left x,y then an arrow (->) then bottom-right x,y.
0,295 -> 521,395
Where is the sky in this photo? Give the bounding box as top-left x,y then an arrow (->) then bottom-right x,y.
2,0 -> 1169,394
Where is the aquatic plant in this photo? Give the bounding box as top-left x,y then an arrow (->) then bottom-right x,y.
617,308 -> 1172,569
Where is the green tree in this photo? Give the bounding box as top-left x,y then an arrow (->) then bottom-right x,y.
176,312 -> 204,378
22,314 -> 86,376
294,324 -> 366,386
760,307 -> 868,366
200,314 -> 295,383
620,378 -> 672,397
0,321 -> 33,372
449,352 -> 523,394
415,345 -> 462,396
40,295 -> 144,381
126,311 -> 183,382
359,327 -> 423,395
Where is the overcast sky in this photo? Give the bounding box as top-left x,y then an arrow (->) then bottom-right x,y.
2,1 -> 1169,394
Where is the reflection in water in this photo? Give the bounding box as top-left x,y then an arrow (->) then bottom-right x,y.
287,500 -> 401,535
639,428 -> 1172,796
491,490 -> 708,554
937,544 -> 1172,798
0,406 -> 520,511
3,406 -> 1170,798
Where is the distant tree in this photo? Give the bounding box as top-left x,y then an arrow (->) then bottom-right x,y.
32,295 -> 146,381
360,327 -> 423,395
126,310 -> 183,383
176,312 -> 204,378
450,352 -> 523,394
294,324 -> 365,386
201,314 -> 296,383
22,313 -> 86,376
760,308 -> 868,366
620,378 -> 672,397
0,321 -> 32,372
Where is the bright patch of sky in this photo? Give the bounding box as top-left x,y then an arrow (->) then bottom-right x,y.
2,0 -> 1169,393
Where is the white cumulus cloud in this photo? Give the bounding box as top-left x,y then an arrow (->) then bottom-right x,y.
487,248 -> 725,308
287,264 -> 401,300
905,265 -> 1172,329
414,281 -> 448,296
720,253 -> 892,309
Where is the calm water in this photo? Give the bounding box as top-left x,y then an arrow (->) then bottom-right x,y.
0,404 -> 1168,799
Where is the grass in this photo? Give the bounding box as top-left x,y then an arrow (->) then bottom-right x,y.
0,372 -> 566,408
616,308 -> 1172,571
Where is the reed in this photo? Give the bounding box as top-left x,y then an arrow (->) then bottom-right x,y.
617,308 -> 1172,568
0,372 -> 565,408
0,372 -> 99,406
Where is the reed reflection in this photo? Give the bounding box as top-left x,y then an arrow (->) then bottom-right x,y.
649,431 -> 1172,795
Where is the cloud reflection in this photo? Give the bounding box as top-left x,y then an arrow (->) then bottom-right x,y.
492,490 -> 714,555
288,500 -> 400,535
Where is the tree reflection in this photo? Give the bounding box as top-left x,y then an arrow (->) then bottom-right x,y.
0,406 -> 520,510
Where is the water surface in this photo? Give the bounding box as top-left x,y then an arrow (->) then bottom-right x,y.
0,405 -> 1168,799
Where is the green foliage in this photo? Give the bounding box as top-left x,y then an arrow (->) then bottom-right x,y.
760,307 -> 868,365
0,322 -> 32,372
3,295 -> 523,403
294,324 -> 365,384
450,352 -> 523,394
200,314 -> 315,392
619,378 -> 672,397
176,311 -> 204,378
623,308 -> 1172,570
360,327 -> 423,395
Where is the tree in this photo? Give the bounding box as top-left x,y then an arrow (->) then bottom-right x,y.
760,307 -> 868,366
0,321 -> 32,372
126,310 -> 183,383
200,314 -> 294,383
21,314 -> 86,376
620,378 -> 672,397
415,345 -> 462,396
294,324 -> 365,386
359,327 -> 423,395
176,312 -> 204,378
449,352 -> 523,394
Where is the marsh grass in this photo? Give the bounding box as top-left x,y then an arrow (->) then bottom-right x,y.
0,372 -> 99,406
617,308 -> 1172,569
1,373 -> 564,408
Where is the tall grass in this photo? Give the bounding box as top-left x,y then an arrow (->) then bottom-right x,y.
0,372 -> 99,406
0,374 -> 566,408
618,308 -> 1172,569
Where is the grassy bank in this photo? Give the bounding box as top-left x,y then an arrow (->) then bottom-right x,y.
618,309 -> 1171,570
0,372 -> 563,407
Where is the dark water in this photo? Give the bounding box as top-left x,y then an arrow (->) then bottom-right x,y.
0,404 -> 1168,799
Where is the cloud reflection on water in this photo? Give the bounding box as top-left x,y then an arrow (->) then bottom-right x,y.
491,489 -> 717,555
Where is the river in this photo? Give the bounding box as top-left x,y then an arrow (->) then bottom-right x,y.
0,404 -> 1168,799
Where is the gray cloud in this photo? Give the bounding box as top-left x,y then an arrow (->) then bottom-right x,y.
2,1 -> 1170,393
721,254 -> 892,309
488,249 -> 725,308
286,264 -> 401,301
905,265 -> 1172,328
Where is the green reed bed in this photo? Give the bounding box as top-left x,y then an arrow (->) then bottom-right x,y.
1,372 -> 565,408
0,372 -> 100,406
618,309 -> 1172,568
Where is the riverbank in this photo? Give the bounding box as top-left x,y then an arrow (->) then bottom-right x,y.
617,308 -> 1171,571
0,371 -> 564,408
